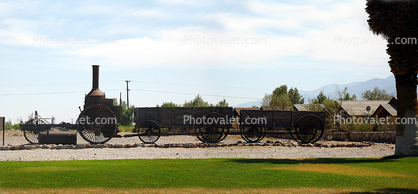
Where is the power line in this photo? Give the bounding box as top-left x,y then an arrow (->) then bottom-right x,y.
0,80 -> 123,88
0,88 -> 261,100
130,89 -> 260,100
0,89 -> 121,96
130,80 -> 269,92
0,91 -> 87,96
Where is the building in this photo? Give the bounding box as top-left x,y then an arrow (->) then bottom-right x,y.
339,100 -> 389,118
371,98 -> 397,131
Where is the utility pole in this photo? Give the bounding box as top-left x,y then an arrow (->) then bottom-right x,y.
126,80 -> 130,107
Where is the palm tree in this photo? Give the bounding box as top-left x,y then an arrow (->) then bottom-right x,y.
366,0 -> 418,156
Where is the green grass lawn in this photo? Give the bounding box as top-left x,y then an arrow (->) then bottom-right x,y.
0,156 -> 417,193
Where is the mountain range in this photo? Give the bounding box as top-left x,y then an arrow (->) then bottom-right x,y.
235,75 -> 396,107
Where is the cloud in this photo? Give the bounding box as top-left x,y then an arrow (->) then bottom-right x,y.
128,8 -> 165,17
60,25 -> 309,69
0,29 -> 34,46
157,0 -> 200,6
0,0 -> 390,76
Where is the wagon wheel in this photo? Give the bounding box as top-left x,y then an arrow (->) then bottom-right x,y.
196,125 -> 229,143
218,123 -> 230,142
241,125 -> 266,143
307,118 -> 325,143
77,104 -> 117,144
195,112 -> 228,143
195,129 -> 206,142
137,121 -> 161,144
294,114 -> 324,143
23,119 -> 49,144
289,127 -> 299,143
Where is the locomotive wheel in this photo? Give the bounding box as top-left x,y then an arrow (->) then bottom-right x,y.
137,120 -> 161,144
23,119 -> 49,144
241,125 -> 266,143
195,113 -> 228,143
294,114 -> 324,143
77,104 -> 117,144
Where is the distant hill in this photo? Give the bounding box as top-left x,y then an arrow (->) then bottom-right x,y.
299,75 -> 396,101
234,100 -> 262,108
234,75 -> 396,107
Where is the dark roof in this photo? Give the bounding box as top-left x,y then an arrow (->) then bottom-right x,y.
372,104 -> 397,117
388,97 -> 397,105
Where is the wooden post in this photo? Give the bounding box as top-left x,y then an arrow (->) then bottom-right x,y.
120,92 -> 122,106
126,80 -> 130,107
1,117 -> 4,146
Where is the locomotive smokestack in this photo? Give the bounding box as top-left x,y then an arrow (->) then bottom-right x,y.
84,64 -> 105,108
92,65 -> 99,89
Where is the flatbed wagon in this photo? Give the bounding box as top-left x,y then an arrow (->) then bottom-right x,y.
239,110 -> 325,143
134,107 -> 234,143
19,65 -> 326,145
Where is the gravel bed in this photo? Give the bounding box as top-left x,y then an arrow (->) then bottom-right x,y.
0,130 -> 396,161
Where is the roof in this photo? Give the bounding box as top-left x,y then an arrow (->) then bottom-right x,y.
340,100 -> 389,116
388,97 -> 398,105
233,108 -> 260,116
293,104 -> 325,111
293,104 -> 307,111
372,104 -> 397,117
260,106 -> 295,110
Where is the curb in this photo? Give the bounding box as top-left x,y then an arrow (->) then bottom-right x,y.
0,142 -> 375,151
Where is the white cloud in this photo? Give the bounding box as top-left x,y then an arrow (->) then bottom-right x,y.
0,0 -> 390,76
0,29 -> 35,46
74,1 -> 121,15
128,8 -> 165,17
157,0 -> 200,6
61,25 -> 313,69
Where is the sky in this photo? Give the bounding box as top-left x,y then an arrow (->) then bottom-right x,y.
0,0 -> 391,124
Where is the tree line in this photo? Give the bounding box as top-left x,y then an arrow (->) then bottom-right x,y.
261,85 -> 393,111
157,94 -> 229,107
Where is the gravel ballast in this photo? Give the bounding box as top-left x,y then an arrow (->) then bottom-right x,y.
0,130 -> 396,161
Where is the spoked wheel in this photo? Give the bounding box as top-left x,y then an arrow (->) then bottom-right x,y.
218,123 -> 230,142
195,130 -> 206,142
293,114 -> 324,143
241,125 -> 266,143
77,104 -> 117,144
137,120 -> 161,144
23,119 -> 49,144
195,112 -> 229,143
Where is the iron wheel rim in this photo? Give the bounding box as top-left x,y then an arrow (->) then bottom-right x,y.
137,121 -> 161,144
23,119 -> 49,144
294,114 -> 323,144
77,104 -> 117,144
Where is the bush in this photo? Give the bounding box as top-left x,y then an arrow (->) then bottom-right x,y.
118,125 -> 135,132
5,123 -> 20,130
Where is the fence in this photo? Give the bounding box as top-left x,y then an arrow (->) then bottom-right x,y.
323,129 -> 396,143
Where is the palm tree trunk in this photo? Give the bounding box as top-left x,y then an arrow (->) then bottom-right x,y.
394,73 -> 418,156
